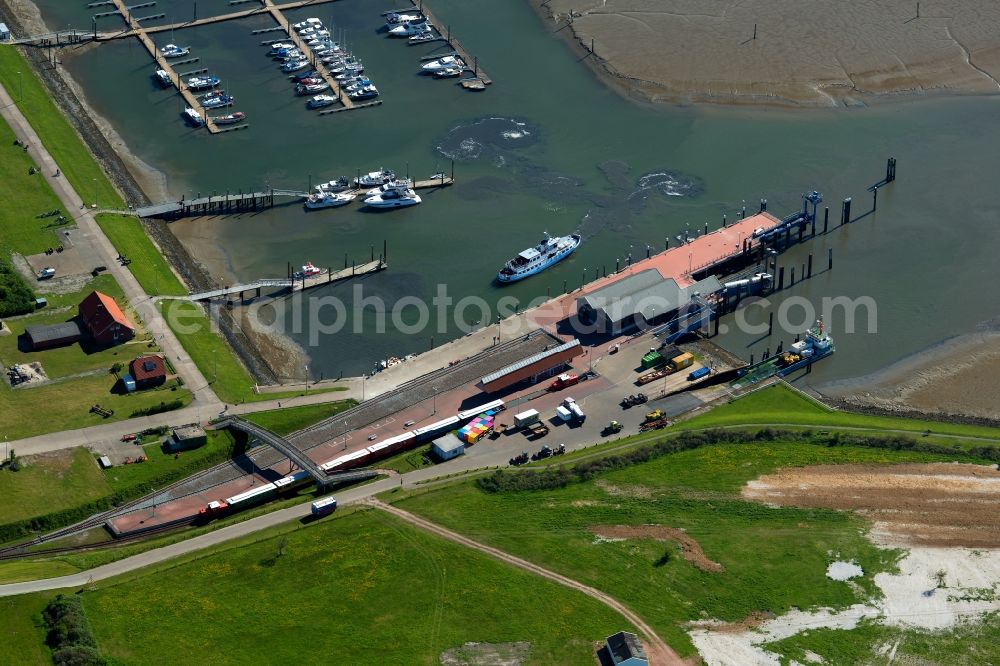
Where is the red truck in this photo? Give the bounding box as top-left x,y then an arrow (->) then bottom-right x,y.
548,373 -> 580,391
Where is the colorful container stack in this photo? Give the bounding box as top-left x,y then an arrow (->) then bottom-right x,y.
457,414 -> 494,444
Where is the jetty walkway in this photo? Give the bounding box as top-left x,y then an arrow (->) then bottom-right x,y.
186,259 -> 386,301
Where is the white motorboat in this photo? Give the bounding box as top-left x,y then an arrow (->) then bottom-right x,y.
354,168 -> 395,187
385,12 -> 421,26
282,59 -> 310,73
202,93 -> 234,109
307,94 -> 338,109
160,43 -> 190,58
267,42 -> 294,56
348,85 -> 379,100
409,31 -> 436,44
293,261 -> 323,279
186,75 -> 220,91
388,21 -> 430,37
363,182 -> 421,209
434,67 -> 461,78
316,176 -> 351,192
182,107 -> 204,127
293,18 -> 322,30
422,55 -> 464,72
497,232 -> 582,283
296,81 -> 330,95
304,191 -> 356,210
154,69 -> 172,87
365,178 -> 413,196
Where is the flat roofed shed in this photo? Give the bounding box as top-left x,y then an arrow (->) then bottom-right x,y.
478,339 -> 583,393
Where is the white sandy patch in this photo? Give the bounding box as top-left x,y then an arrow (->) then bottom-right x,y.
826,561 -> 864,581
689,546 -> 1000,666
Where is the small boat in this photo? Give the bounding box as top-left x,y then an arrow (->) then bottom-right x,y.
282,59 -> 311,73
307,94 -> 338,109
212,111 -> 246,125
354,168 -> 395,187
388,21 -> 430,37
497,232 -> 582,283
272,47 -> 300,59
304,191 -> 355,209
293,18 -> 322,30
408,32 -> 436,44
202,94 -> 234,109
186,75 -> 220,91
434,67 -> 461,78
153,69 -> 172,87
386,12 -> 421,26
316,176 -> 351,192
160,43 -> 190,58
296,82 -> 329,95
336,68 -> 366,82
365,178 -> 413,196
364,182 -> 421,209
329,58 -> 363,74
293,261 -> 323,279
291,70 -> 319,82
182,107 -> 204,127
343,76 -> 373,92
422,55 -> 464,72
296,77 -> 323,86
267,42 -> 294,56
348,85 -> 379,100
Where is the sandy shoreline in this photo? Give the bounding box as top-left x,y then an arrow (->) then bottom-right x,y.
534,0 -> 1000,108
816,326 -> 1000,420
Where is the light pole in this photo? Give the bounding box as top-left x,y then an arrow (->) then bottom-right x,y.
16,71 -> 22,101
212,347 -> 217,383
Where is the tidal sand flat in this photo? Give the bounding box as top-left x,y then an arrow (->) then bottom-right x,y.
540,0 -> 1000,106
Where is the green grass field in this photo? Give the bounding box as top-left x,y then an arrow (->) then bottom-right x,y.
0,448 -> 111,525
393,440 -> 976,657
103,430 -> 237,496
79,508 -> 627,665
681,383 -> 1000,440
0,47 -> 123,210
0,115 -> 70,256
244,400 -> 356,436
94,214 -> 187,297
0,371 -> 191,440
0,592 -> 54,664
376,443 -> 436,474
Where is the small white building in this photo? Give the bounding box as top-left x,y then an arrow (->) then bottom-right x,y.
431,433 -> 465,461
0,23 -> 10,42
605,631 -> 647,666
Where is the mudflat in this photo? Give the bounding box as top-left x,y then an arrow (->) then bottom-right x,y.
540,0 -> 1000,106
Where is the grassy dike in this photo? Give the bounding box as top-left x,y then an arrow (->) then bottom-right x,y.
94,214 -> 187,297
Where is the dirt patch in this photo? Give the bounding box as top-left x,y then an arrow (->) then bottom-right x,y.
590,524 -> 723,572
688,610 -> 775,634
743,463 -> 1000,548
595,479 -> 654,499
439,642 -> 531,666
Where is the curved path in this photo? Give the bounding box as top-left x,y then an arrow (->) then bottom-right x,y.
367,499 -> 683,666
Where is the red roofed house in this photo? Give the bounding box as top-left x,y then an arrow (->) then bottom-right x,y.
129,354 -> 166,390
79,291 -> 135,347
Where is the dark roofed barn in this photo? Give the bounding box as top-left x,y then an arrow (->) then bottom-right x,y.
23,321 -> 83,351
129,354 -> 166,390
605,631 -> 648,666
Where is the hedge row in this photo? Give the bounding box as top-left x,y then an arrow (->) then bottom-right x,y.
42,595 -> 106,666
477,428 -> 1000,494
129,399 -> 185,417
0,257 -> 35,318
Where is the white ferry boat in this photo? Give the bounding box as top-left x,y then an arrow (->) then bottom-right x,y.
497,232 -> 582,283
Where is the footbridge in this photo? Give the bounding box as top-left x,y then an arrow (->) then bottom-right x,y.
187,279 -> 292,302
219,416 -> 328,486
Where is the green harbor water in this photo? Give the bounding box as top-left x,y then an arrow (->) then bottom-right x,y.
32,0 -> 1000,382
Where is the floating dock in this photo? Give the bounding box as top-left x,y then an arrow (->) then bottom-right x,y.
186,259 -> 387,301
406,3 -> 491,87
107,0 -> 220,132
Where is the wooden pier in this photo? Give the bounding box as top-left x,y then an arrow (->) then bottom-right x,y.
295,259 -> 386,292
408,3 -> 492,87
185,259 -> 386,301
107,0 -> 220,132
261,0 -> 354,110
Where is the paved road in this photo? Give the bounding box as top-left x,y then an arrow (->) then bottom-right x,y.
368,500 -> 683,666
0,82 -> 216,405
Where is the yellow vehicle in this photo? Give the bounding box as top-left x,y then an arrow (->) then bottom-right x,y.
644,409 -> 662,422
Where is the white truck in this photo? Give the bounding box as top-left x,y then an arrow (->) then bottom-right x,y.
560,397 -> 585,422
513,409 -> 540,428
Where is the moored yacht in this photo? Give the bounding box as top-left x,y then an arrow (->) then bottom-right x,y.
296,81 -> 330,95
160,43 -> 190,58
385,12 -> 421,26
365,178 -> 414,196
307,94 -> 338,109
497,232 -> 582,283
213,111 -> 246,125
316,176 -> 351,192
267,42 -> 294,56
354,168 -> 395,187
186,75 -> 220,91
363,182 -> 421,209
202,92 -> 234,109
422,55 -> 464,72
347,84 -> 379,100
154,69 -> 172,87
304,191 -> 356,209
388,20 -> 430,37
282,58 -> 310,73
293,18 -> 322,30
182,107 -> 204,126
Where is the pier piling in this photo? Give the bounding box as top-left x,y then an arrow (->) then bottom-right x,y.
768,311 -> 773,336
872,186 -> 878,212
823,206 -> 829,234
842,197 -> 852,225
807,253 -> 813,278
828,248 -> 833,270
777,266 -> 785,290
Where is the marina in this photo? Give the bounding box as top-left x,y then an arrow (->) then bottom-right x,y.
384,3 -> 491,88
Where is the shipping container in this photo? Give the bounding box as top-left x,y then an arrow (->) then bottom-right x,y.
670,353 -> 694,370
688,366 -> 711,381
556,405 -> 573,422
641,351 -> 664,369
